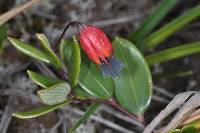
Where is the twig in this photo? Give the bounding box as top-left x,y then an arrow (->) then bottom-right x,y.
152,95 -> 170,104
49,117 -> 64,133
143,92 -> 194,133
0,62 -> 30,84
105,99 -> 145,125
0,96 -> 17,133
33,61 -> 56,77
0,0 -> 40,25
181,108 -> 200,126
101,105 -> 145,129
161,93 -> 200,133
30,10 -> 56,20
92,14 -> 146,27
1,88 -> 39,103
63,107 -> 136,133
154,86 -> 175,99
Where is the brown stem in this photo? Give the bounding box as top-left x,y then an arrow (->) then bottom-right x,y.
53,21 -> 79,51
105,98 -> 145,125
0,0 -> 39,25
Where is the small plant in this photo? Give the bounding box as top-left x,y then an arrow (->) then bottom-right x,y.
8,28 -> 152,132
5,0 -> 200,132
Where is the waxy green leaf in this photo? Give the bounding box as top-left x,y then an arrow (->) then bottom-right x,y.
60,37 -> 81,88
7,37 -> 53,63
61,39 -> 114,99
27,70 -> 62,88
36,34 -> 62,69
79,62 -> 114,99
70,37 -> 81,87
13,100 -> 72,119
112,37 -> 152,114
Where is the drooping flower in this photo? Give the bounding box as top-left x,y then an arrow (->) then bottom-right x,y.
55,21 -> 124,77
78,23 -> 124,77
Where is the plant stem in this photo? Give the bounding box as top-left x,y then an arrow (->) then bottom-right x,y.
105,98 -> 145,125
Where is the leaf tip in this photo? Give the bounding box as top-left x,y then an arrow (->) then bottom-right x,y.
27,70 -> 31,75
7,36 -> 14,42
12,112 -> 22,119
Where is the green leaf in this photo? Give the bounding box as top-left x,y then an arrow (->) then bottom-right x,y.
169,126 -> 199,133
145,42 -> 200,65
112,37 -> 152,114
187,119 -> 200,129
69,103 -> 100,133
60,39 -> 73,67
36,33 -> 51,47
13,100 -> 71,119
37,82 -> 71,105
61,39 -> 114,99
181,126 -> 198,133
0,25 -> 7,53
79,62 -> 114,99
70,37 -> 81,88
145,4 -> 200,48
36,34 -> 62,69
60,38 -> 81,88
74,86 -> 93,100
7,37 -> 53,64
27,70 -> 63,88
154,70 -> 193,80
130,0 -> 180,49
168,129 -> 181,133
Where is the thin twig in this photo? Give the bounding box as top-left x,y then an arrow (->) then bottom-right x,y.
63,107 -> 136,133
143,92 -> 194,133
105,99 -> 145,125
154,86 -> 175,99
161,93 -> 200,133
0,96 -> 17,133
0,0 -> 40,25
152,95 -> 170,104
0,62 -> 30,84
181,109 -> 200,126
1,88 -> 39,103
92,14 -> 146,27
49,117 -> 64,133
101,105 -> 145,129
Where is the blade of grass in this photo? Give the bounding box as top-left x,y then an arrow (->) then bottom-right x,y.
145,4 -> 200,48
130,0 -> 180,47
0,25 -> 7,53
69,103 -> 100,133
153,71 -> 193,80
145,42 -> 200,65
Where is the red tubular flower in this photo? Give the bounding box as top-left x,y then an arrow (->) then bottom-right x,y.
54,21 -> 124,77
78,24 -> 124,77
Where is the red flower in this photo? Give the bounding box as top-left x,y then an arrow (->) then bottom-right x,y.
79,25 -> 112,64
78,24 -> 124,77
55,21 -> 124,77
